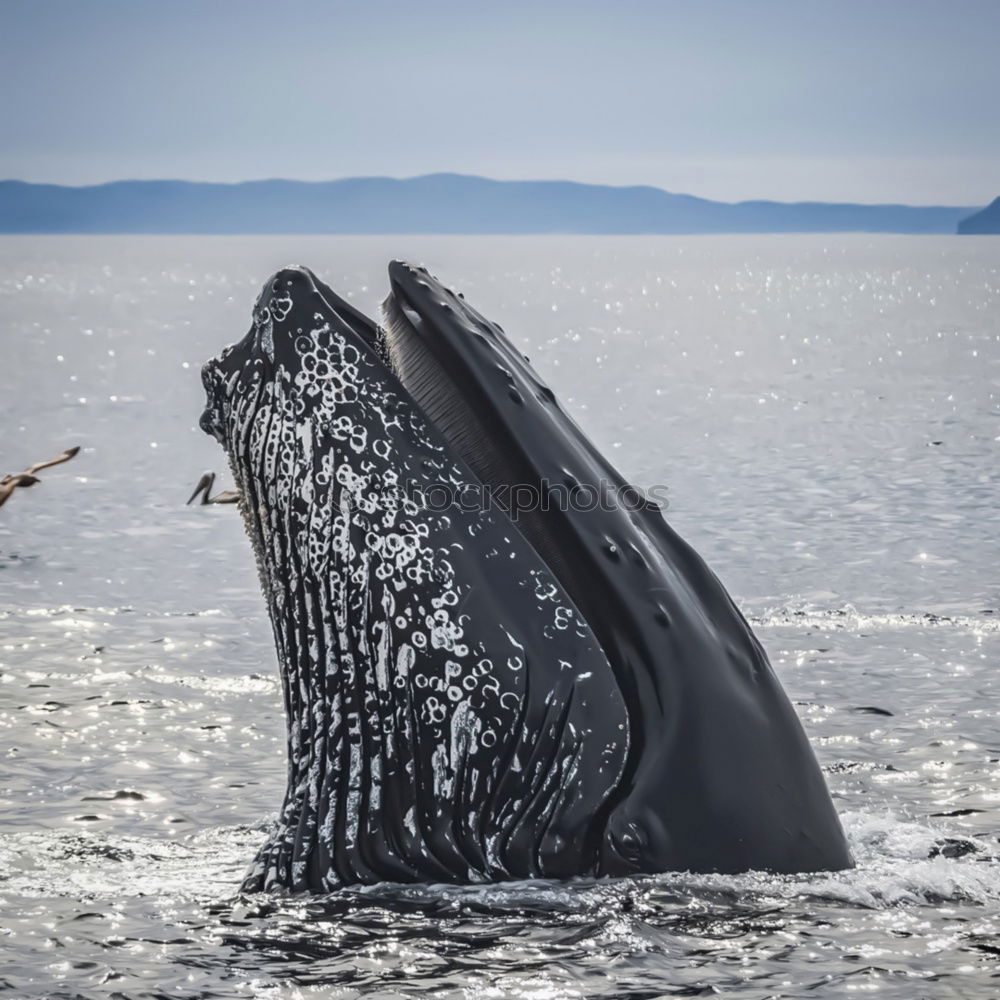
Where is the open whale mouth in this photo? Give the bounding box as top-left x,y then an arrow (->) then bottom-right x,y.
201,260 -> 658,763
198,262 -> 853,890
199,258 -> 642,751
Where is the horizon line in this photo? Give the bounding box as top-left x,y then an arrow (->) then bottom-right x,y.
0,173 -> 985,210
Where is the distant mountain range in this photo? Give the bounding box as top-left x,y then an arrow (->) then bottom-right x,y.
957,197 -> 1000,234
0,174 -> 989,235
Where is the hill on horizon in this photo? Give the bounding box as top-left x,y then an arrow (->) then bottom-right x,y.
957,197 -> 1000,234
0,173 -> 982,235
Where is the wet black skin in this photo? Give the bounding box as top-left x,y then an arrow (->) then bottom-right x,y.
381,261 -> 853,876
201,262 -> 853,887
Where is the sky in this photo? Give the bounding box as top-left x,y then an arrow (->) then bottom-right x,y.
1,0 -> 997,205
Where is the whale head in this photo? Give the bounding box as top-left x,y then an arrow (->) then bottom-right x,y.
198,261 -> 853,889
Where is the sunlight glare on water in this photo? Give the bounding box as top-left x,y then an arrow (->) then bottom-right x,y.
1,235 -> 999,999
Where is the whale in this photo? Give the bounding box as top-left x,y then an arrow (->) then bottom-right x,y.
199,263 -> 852,891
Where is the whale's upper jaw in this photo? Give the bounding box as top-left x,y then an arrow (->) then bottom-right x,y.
381,260 -> 855,878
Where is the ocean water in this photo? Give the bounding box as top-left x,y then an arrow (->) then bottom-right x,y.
1,234 -> 998,999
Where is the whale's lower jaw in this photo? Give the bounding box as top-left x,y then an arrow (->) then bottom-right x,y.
209,267 -> 630,891
200,264 -> 853,892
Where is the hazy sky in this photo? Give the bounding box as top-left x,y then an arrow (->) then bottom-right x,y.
2,0 -> 997,204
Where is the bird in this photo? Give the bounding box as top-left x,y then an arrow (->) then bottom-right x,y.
186,471 -> 240,506
0,447 -> 80,510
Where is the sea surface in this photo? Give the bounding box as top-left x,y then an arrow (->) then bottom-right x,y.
1,235 -> 998,999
